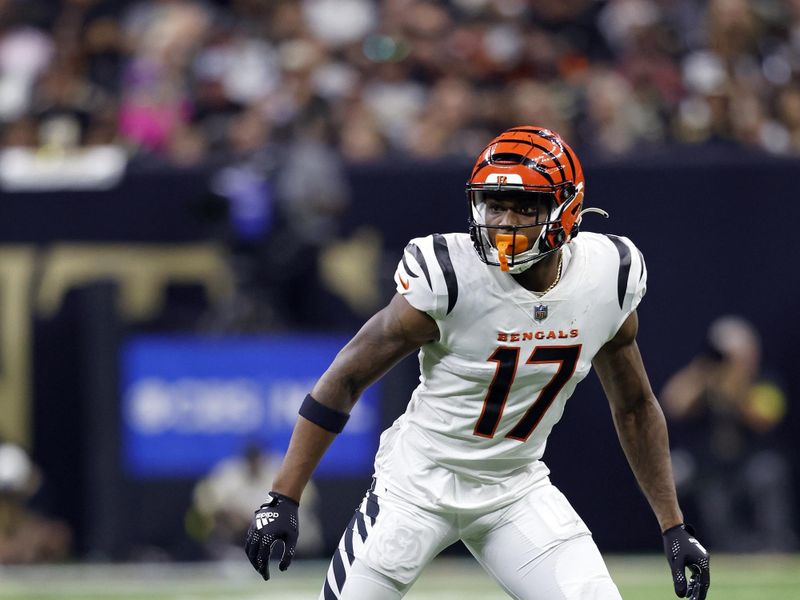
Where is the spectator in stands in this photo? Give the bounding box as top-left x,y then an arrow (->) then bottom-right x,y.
662,316 -> 797,552
4,0 -> 800,163
0,441 -> 72,563
189,444 -> 322,560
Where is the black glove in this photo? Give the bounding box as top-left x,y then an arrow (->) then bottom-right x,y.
662,523 -> 711,600
244,492 -> 299,580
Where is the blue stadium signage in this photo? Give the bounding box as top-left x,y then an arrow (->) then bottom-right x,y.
121,335 -> 380,478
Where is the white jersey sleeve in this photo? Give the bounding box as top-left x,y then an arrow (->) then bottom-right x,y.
603,234 -> 647,336
394,235 -> 458,321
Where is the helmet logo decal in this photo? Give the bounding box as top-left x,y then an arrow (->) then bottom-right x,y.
485,172 -> 523,185
533,304 -> 548,322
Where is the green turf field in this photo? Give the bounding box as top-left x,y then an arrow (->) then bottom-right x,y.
0,554 -> 797,599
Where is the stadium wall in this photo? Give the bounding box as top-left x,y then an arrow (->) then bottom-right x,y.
3,147 -> 797,558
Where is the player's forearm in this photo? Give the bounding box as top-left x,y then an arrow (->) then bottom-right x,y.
271,354 -> 375,500
268,364 -> 367,501
271,417 -> 338,502
612,394 -> 683,532
271,296 -> 433,503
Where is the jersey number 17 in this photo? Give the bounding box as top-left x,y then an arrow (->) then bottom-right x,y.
473,345 -> 582,441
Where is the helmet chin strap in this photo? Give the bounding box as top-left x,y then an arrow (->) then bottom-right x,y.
505,245 -> 557,274
505,256 -> 538,274
475,202 -> 610,274
491,207 -> 610,275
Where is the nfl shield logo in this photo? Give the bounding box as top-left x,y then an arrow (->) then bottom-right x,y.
533,304 -> 548,322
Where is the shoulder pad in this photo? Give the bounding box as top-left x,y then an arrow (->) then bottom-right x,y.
394,234 -> 459,319
604,234 -> 647,314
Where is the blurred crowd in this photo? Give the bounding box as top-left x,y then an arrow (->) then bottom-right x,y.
663,316 -> 796,552
2,0 -> 800,166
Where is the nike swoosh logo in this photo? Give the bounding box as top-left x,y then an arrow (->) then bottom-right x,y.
399,275 -> 410,290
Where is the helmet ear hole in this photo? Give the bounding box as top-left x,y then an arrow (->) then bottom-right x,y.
560,182 -> 576,203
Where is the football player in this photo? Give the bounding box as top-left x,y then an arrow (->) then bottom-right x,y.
245,126 -> 711,600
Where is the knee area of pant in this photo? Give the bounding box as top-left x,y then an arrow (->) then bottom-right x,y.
338,558 -> 407,600
552,537 -> 622,600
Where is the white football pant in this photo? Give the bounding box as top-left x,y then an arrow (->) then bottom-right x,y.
319,478 -> 622,600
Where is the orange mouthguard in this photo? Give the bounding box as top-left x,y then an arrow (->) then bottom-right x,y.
495,234 -> 529,272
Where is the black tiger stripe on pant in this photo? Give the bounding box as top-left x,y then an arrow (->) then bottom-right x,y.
321,482 -> 381,599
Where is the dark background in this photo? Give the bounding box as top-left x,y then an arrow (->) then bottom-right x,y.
7,147 -> 799,559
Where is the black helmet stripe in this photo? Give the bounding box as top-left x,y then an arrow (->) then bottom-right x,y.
490,138 -> 566,183
470,158 -> 491,178
523,128 -> 576,182
522,157 -> 556,185
507,128 -> 576,180
529,141 -> 565,183
472,154 -> 556,185
560,145 -> 577,182
487,152 -> 557,185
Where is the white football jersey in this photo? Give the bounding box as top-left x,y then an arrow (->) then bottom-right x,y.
373,231 -> 647,512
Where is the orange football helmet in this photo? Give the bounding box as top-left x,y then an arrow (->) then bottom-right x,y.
467,126 -> 592,272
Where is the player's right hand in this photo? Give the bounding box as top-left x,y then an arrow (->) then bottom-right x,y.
244,492 -> 299,580
662,523 -> 710,599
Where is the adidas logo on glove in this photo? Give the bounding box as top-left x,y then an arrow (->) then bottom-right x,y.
256,511 -> 280,529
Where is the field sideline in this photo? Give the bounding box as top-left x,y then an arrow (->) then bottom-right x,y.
1,554 -> 798,599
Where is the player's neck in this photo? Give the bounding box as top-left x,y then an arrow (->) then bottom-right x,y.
511,250 -> 562,294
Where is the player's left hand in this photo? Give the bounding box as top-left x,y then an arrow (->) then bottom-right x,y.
662,523 -> 710,599
244,492 -> 299,581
